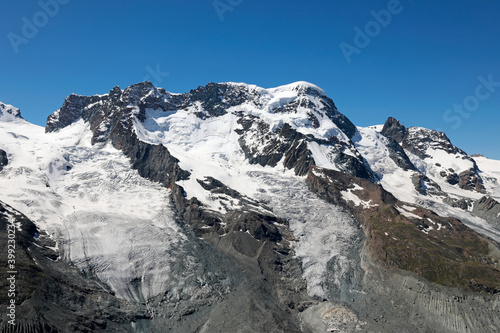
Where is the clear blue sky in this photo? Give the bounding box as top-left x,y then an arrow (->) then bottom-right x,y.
1,0 -> 499,159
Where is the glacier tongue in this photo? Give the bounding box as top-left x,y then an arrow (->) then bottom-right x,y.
251,171 -> 362,300
58,209 -> 187,302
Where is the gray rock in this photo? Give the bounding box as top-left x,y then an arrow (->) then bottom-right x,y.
384,135 -> 417,171
381,116 -> 406,143
0,102 -> 23,120
472,196 -> 500,230
411,172 -> 445,196
443,196 -> 473,210
459,168 -> 485,193
0,149 -> 7,171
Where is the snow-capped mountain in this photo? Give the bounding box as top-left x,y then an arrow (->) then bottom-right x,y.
1,81 -> 499,332
0,102 -> 22,122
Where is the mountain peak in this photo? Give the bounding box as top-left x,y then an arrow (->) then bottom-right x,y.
269,81 -> 327,97
0,102 -> 23,122
381,116 -> 406,143
217,81 -> 326,96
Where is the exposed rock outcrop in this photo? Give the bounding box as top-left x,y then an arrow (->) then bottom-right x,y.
0,150 -> 7,171
472,196 -> 500,230
459,168 -> 486,193
0,102 -> 23,121
381,117 -> 485,193
381,116 -> 406,143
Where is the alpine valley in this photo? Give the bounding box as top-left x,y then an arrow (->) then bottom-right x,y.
1,81 -> 499,333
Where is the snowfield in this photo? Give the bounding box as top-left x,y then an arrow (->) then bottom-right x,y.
0,117 -> 192,302
353,126 -> 419,203
354,125 -> 500,242
475,155 -> 500,200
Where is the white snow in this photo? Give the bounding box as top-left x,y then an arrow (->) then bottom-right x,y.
266,81 -> 327,96
475,156 -> 500,200
420,225 -> 433,234
0,118 -> 191,302
396,206 -> 422,220
353,126 -> 419,203
341,184 -> 378,208
402,205 -> 416,212
0,102 -> 22,122
307,141 -> 339,170
133,108 -> 264,204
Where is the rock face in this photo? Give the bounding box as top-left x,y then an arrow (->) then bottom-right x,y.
411,173 -> 444,196
0,150 -> 7,171
472,196 -> 500,230
381,116 -> 406,143
46,81 -> 372,180
402,126 -> 465,158
380,116 -> 485,193
458,168 -> 485,192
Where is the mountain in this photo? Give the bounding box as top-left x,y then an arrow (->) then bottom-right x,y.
0,102 -> 22,122
1,81 -> 499,332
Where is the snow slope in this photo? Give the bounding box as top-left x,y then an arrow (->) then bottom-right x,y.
0,102 -> 22,122
476,156 -> 500,200
0,118 -> 192,302
354,125 -> 500,241
353,126 -> 419,203
131,81 -> 354,207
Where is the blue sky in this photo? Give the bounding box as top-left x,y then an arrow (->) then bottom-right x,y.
1,0 -> 499,158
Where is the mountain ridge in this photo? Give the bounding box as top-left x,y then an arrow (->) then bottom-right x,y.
1,81 -> 499,332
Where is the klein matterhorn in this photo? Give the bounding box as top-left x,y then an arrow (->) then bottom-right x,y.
1,81 -> 499,332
